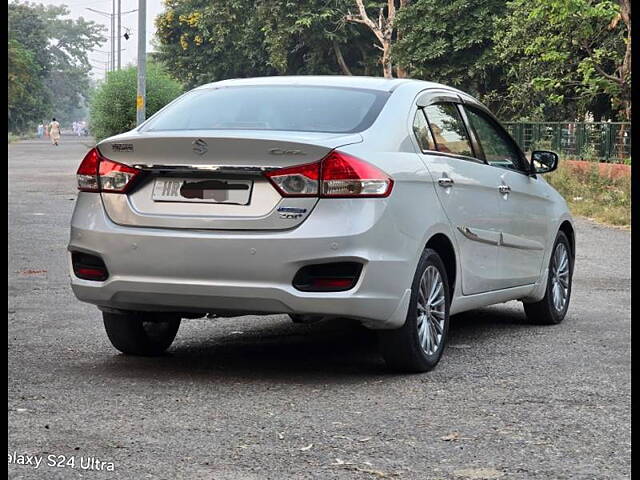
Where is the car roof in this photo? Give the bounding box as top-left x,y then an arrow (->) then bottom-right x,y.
194,75 -> 461,94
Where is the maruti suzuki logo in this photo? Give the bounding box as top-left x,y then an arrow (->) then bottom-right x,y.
192,139 -> 208,155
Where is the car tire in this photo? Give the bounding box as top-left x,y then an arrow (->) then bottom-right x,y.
288,314 -> 324,324
378,248 -> 450,373
523,231 -> 573,325
102,311 -> 181,356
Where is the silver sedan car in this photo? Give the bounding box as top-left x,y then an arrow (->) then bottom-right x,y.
69,76 -> 574,372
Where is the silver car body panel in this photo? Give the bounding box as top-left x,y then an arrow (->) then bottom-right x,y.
69,76 -> 573,328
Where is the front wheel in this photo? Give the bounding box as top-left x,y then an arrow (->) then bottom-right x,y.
378,248 -> 450,373
523,231 -> 573,325
102,311 -> 181,356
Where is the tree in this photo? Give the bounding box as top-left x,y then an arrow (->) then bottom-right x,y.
8,39 -> 50,132
89,63 -> 183,142
154,0 -> 379,88
392,0 -> 508,112
345,0 -> 411,78
494,0 -> 631,121
8,1 -> 105,131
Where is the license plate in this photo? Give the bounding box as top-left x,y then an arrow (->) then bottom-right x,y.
152,178 -> 253,205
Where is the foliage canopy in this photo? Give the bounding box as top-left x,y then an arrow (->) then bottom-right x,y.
153,0 -> 631,121
8,1 -> 105,132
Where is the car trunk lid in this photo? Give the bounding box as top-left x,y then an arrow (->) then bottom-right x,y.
98,130 -> 362,230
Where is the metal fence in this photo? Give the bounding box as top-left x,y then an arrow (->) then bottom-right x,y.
503,122 -> 631,163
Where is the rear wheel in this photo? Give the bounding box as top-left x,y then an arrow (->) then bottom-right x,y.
102,311 -> 181,356
288,314 -> 324,324
378,248 -> 450,373
523,231 -> 573,325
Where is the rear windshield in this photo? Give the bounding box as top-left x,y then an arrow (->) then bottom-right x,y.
141,85 -> 390,134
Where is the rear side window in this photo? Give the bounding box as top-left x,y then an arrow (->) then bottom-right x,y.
413,110 -> 436,151
423,103 -> 474,157
142,86 -> 390,134
465,107 -> 527,172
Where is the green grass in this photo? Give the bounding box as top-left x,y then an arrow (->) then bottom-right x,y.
546,161 -> 631,228
8,132 -> 35,143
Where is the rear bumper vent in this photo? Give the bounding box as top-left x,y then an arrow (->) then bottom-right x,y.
71,251 -> 109,281
292,262 -> 363,292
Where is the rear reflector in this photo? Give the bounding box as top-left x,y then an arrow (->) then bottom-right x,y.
77,147 -> 142,193
264,150 -> 392,198
292,262 -> 363,292
71,252 -> 109,281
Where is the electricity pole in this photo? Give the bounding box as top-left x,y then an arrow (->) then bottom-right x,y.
111,0 -> 115,71
136,0 -> 146,126
117,0 -> 121,69
86,7 -> 136,71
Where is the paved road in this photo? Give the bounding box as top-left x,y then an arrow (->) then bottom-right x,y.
8,137 -> 631,479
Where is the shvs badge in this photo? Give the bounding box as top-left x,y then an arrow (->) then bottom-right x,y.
277,206 -> 307,219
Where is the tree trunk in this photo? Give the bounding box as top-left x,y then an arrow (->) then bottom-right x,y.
381,41 -> 393,78
618,0 -> 631,121
395,0 -> 409,77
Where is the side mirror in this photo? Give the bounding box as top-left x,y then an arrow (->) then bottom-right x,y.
530,150 -> 559,174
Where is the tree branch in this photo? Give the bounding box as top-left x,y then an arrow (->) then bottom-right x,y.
581,41 -> 624,85
333,41 -> 353,76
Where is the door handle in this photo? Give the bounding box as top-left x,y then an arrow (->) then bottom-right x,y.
498,184 -> 511,195
438,177 -> 454,188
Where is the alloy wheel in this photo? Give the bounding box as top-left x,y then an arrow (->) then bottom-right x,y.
550,243 -> 570,312
416,265 -> 446,355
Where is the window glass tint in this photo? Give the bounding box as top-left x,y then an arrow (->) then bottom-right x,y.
466,107 -> 525,171
413,110 -> 435,151
423,103 -> 473,157
142,86 -> 389,134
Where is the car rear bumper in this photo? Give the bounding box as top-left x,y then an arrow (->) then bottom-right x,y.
68,193 -> 417,328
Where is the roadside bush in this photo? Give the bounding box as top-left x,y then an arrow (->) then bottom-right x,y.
546,160 -> 631,227
89,63 -> 183,142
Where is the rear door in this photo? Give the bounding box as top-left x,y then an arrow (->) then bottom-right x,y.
414,93 -> 504,295
462,104 -> 552,288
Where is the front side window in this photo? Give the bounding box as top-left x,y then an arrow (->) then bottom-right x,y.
423,103 -> 474,157
465,107 -> 526,171
413,109 -> 435,151
141,86 -> 390,134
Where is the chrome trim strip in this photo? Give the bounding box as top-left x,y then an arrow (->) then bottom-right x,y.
131,164 -> 282,178
457,226 -> 544,251
132,164 -> 281,172
456,226 -> 500,246
499,232 -> 545,251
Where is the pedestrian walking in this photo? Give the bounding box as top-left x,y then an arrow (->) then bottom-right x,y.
48,118 -> 61,146
36,124 -> 44,138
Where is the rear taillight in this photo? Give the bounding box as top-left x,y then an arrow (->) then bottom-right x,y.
321,151 -> 393,197
264,150 -> 393,198
264,161 -> 320,196
77,147 -> 142,193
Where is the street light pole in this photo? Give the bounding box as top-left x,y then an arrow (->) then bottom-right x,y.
136,0 -> 146,126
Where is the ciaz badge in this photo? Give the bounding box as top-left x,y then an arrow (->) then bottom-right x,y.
277,207 -> 307,219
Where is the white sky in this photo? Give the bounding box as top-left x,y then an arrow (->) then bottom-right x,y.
12,0 -> 165,80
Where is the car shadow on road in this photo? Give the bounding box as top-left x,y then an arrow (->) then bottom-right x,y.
92,304 -> 533,382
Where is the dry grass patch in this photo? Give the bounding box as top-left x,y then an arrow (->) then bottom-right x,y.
546,160 -> 630,228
